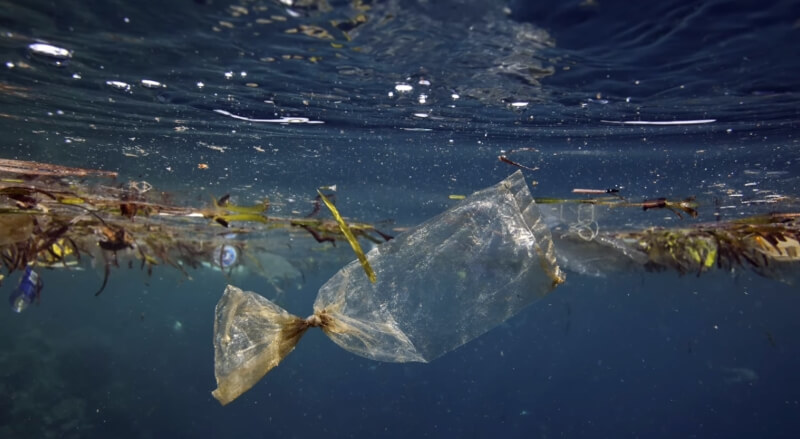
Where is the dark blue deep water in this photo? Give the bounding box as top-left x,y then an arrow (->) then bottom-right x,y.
1,0 -> 799,437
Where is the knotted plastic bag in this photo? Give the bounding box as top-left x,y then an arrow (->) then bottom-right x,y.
211,171 -> 565,405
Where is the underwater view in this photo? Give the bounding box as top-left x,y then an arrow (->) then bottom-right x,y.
1,0 -> 799,437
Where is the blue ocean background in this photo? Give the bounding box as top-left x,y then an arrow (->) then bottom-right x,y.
1,0 -> 799,437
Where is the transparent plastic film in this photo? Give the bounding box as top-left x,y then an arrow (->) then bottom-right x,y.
211,171 -> 564,404
314,170 -> 564,362
211,285 -> 311,405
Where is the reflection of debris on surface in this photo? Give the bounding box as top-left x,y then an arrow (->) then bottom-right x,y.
121,145 -> 149,158
198,141 -> 228,153
723,367 -> 759,384
250,252 -> 302,281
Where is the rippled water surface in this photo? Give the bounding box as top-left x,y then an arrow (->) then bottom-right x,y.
1,0 -> 799,438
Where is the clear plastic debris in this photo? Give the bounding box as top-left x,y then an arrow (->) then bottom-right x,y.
211,171 -> 565,405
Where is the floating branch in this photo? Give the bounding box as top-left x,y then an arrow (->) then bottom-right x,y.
0,158 -> 118,178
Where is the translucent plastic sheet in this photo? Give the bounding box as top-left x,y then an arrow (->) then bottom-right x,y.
212,171 -> 564,405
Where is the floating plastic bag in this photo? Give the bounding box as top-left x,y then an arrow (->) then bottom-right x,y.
211,171 -> 565,405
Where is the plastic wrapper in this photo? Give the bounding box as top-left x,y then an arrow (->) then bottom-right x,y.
211,171 -> 565,405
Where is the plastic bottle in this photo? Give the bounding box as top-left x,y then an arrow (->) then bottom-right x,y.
211,244 -> 238,269
9,266 -> 42,313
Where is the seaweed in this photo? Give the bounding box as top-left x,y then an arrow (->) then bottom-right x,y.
2,157 -> 798,310
599,214 -> 800,281
0,158 -> 395,304
317,189 -> 376,283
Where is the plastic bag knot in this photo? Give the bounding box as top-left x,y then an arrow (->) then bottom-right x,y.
305,314 -> 321,327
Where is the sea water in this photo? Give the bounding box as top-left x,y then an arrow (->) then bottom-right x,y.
0,0 -> 798,437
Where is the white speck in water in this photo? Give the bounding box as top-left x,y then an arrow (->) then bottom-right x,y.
72,73 -> 81,79
5,61 -> 14,68
395,83 -> 413,93
105,80 -> 131,92
140,79 -> 165,88
196,81 -> 205,89
28,43 -> 72,59
224,71 -> 233,79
